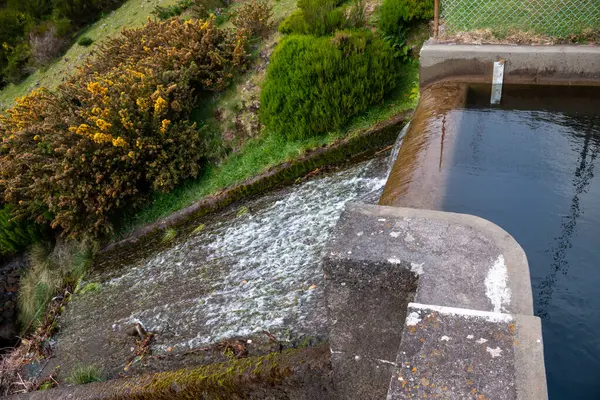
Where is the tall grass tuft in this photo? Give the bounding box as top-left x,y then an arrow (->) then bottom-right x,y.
67,364 -> 104,385
18,240 -> 97,329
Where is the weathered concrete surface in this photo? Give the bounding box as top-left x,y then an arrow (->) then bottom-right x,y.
420,43 -> 600,88
326,203 -> 533,316
323,203 -> 547,399
322,259 -> 417,399
388,304 -> 545,400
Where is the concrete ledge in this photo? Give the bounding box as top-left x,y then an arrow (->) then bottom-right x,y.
420,42 -> 600,88
326,203 -> 534,316
322,203 -> 547,399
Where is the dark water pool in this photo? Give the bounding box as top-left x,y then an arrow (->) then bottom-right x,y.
383,84 -> 600,399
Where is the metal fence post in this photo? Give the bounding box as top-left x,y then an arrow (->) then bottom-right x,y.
434,0 -> 440,39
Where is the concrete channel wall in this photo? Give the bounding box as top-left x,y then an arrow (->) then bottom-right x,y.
420,42 -> 600,88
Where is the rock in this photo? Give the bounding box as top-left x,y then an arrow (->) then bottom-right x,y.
0,321 -> 17,341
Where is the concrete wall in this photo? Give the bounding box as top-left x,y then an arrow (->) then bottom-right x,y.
323,203 -> 548,399
420,42 -> 600,88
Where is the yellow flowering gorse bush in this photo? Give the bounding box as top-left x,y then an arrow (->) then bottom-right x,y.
0,16 -> 250,239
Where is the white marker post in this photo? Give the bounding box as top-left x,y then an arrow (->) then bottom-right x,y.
490,60 -> 505,105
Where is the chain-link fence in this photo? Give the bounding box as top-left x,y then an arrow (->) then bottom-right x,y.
440,0 -> 600,37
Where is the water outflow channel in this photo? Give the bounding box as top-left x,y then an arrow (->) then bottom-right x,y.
382,83 -> 600,399
54,155 -> 389,378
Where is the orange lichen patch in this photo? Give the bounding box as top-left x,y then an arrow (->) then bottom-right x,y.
508,323 -> 516,334
429,349 -> 442,357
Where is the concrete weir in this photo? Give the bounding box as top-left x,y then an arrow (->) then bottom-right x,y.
420,42 -> 600,88
323,203 -> 547,399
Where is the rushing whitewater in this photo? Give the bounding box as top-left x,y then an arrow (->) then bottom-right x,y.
53,156 -> 389,375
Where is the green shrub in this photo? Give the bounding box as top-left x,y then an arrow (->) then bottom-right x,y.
378,0 -> 434,38
260,31 -> 399,140
280,0 -> 346,36
67,364 -> 104,385
278,10 -> 308,34
0,17 -> 250,239
6,0 -> 53,20
152,0 -> 194,20
52,0 -> 124,25
0,205 -> 43,256
0,8 -> 31,50
189,0 -> 228,19
2,42 -> 31,84
231,0 -> 274,38
77,36 -> 94,46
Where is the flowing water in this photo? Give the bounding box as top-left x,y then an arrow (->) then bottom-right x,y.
383,84 -> 600,399
53,156 -> 388,377
387,122 -> 410,176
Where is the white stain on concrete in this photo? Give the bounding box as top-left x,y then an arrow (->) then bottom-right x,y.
477,338 -> 488,344
467,335 -> 474,339
484,255 -> 511,313
440,336 -> 450,341
408,303 -> 513,323
388,257 -> 402,264
378,218 -> 387,222
406,312 -> 422,326
410,262 -> 424,275
486,346 -> 503,358
390,232 -> 401,238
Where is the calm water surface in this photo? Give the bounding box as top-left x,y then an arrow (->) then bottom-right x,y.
441,86 -> 600,399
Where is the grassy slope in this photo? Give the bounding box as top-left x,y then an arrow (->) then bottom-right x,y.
0,0 -> 179,108
117,61 -> 419,236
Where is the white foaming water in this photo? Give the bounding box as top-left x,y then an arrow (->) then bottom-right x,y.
104,159 -> 387,351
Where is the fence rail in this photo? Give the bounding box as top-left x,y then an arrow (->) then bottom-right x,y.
436,0 -> 600,38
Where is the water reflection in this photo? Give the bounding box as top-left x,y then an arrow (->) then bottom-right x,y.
381,83 -> 600,398
537,117 -> 600,319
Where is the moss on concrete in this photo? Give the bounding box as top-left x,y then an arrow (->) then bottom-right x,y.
20,345 -> 332,400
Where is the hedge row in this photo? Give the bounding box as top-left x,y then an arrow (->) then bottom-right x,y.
260,31 -> 400,140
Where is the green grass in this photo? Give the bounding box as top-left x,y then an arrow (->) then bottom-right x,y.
162,228 -> 178,242
443,0 -> 600,37
117,61 -> 419,236
76,282 -> 101,295
0,0 -> 179,108
18,241 -> 95,329
67,364 -> 104,385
